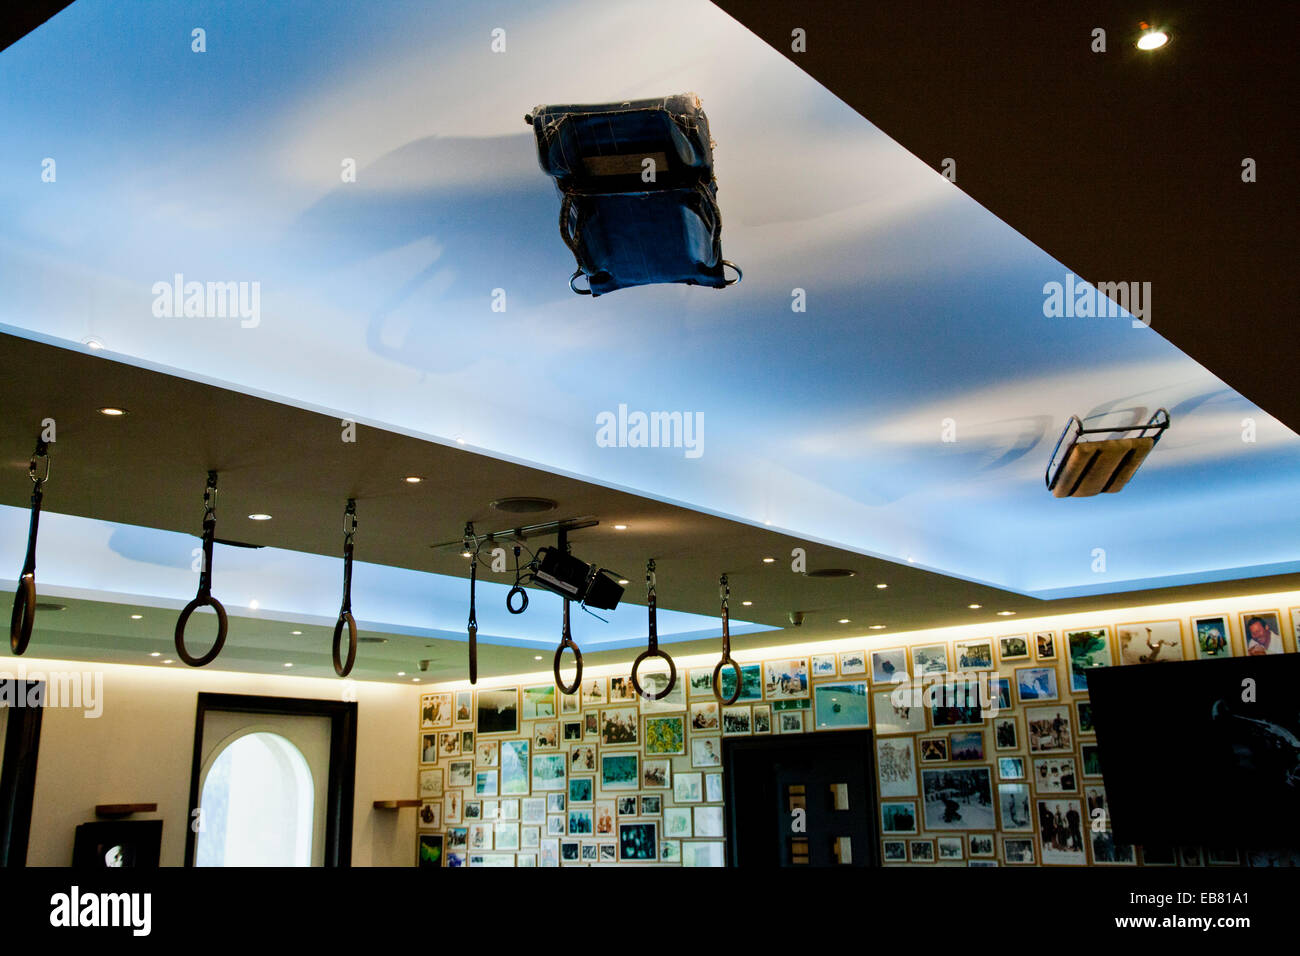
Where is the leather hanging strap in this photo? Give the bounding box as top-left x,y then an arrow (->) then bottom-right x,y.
465,523 -> 478,685
712,573 -> 742,705
175,471 -> 229,666
553,596 -> 583,695
331,498 -> 358,677
630,558 -> 676,701
9,439 -> 49,655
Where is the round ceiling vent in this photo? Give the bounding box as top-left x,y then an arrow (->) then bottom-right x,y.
490,497 -> 558,514
805,568 -> 856,579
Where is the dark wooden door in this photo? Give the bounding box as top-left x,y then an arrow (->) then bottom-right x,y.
723,730 -> 878,867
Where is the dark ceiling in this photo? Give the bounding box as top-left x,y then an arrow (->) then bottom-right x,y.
714,0 -> 1299,432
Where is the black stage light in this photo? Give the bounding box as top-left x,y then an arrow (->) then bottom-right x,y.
533,547 -> 624,610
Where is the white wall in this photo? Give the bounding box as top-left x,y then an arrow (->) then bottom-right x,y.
7,657 -> 417,866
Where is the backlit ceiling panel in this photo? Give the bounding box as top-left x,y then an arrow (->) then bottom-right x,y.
2,0 -> 1298,605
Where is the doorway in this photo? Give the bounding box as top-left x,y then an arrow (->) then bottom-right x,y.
723,730 -> 878,867
184,694 -> 357,867
0,680 -> 44,867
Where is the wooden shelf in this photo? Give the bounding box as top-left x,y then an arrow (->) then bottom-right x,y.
95,803 -> 157,818
373,799 -> 422,810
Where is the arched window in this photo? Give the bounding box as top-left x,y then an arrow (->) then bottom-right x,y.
196,731 -> 314,866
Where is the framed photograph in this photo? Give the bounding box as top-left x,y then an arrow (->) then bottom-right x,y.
689,700 -> 720,732
1117,620 -> 1185,665
694,806 -> 724,838
687,668 -> 714,699
546,815 -> 565,836
1034,630 -> 1057,661
460,730 -> 474,753
580,842 -> 598,863
637,668 -> 686,712
476,687 -> 519,735
580,677 -> 607,706
910,643 -> 949,676
691,736 -> 721,768
919,736 -> 948,762
664,807 -> 693,837
998,783 -> 1032,831
642,758 -> 672,789
446,826 -> 468,851
419,733 -> 438,765
989,676 -> 1012,710
681,841 -> 724,867
569,742 -> 597,773
443,790 -> 463,825
1080,742 -> 1103,779
568,775 -> 594,805
522,797 -> 546,825
619,822 -> 658,862
1032,756 -> 1078,793
454,690 -> 474,725
722,705 -> 752,736
560,692 -> 580,716
908,840 -> 935,863
468,823 -> 493,851
500,739 -> 530,795
993,716 -> 1018,751
437,731 -> 460,758
673,771 -> 703,803
608,676 -> 636,702
876,738 -> 917,798
920,766 -> 995,830
953,639 -> 994,671
764,658 -> 810,700
418,767 -> 443,798
998,634 -> 1030,662
810,653 -> 838,678
838,650 -> 867,676
1241,610 -> 1285,656
880,801 -> 918,835
421,693 -> 452,729
417,833 -> 444,868
546,791 -> 565,813
494,822 -> 520,851
1037,798 -> 1086,864
562,720 -> 583,742
1066,627 -> 1112,692
480,799 -> 498,821
583,712 -> 599,740
599,843 -> 617,863
705,772 -> 723,803
522,684 -> 557,720
643,714 -> 686,755
777,711 -> 803,735
870,648 -> 908,684
418,800 -> 442,830
640,794 -> 662,815
533,721 -> 560,751
949,730 -> 984,761
968,833 -> 995,858
1090,828 -> 1136,865
462,756 -> 495,796
659,840 -> 681,863
1193,616 -> 1233,659
1015,665 -> 1058,703
594,800 -> 615,835
531,753 -> 567,792
751,704 -> 772,734
600,706 -> 639,746
1003,837 -> 1036,865
872,690 -> 926,735
464,800 -> 482,821
600,751 -> 639,791
938,836 -> 964,860
540,839 -> 559,867
559,840 -> 580,864
474,769 -> 498,797
813,680 -> 870,730
718,663 -> 763,703
566,809 -> 593,836
882,840 -> 907,862
475,738 -> 499,770
1074,699 -> 1095,736
1025,704 -> 1073,753
616,794 -> 638,816
930,683 -> 982,727
998,756 -> 1026,781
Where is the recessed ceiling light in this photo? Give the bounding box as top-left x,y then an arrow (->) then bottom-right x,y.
869,624 -> 887,630
97,407 -> 128,416
742,601 -> 753,606
456,437 -> 466,444
283,662 -> 293,668
397,671 -> 406,677
997,610 -> 1016,616
906,556 -> 915,563
248,513 -> 272,521
412,678 -> 420,682
617,579 -> 629,586
876,583 -> 888,589
762,557 -> 775,564
291,630 -> 302,635
403,476 -> 423,484
162,659 -> 174,664
149,652 -> 160,658
534,655 -> 543,661
1136,23 -> 1169,50
838,618 -> 851,624
968,604 -> 982,609
249,600 -> 260,610
83,336 -> 105,350
613,524 -> 628,530
461,550 -> 472,558
130,613 -> 143,620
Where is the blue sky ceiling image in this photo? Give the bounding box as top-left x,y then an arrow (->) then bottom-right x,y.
1,0 -> 1297,641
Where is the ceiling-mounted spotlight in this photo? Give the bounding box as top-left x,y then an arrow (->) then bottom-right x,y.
1136,22 -> 1169,50
532,546 -> 624,610
788,611 -> 804,627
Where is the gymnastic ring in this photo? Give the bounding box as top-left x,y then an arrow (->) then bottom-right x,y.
332,611 -> 358,677
9,573 -> 36,655
506,585 -> 529,614
631,647 -> 677,701
712,657 -> 742,705
174,595 -> 229,667
722,260 -> 743,286
569,270 -> 592,295
554,640 -> 583,696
